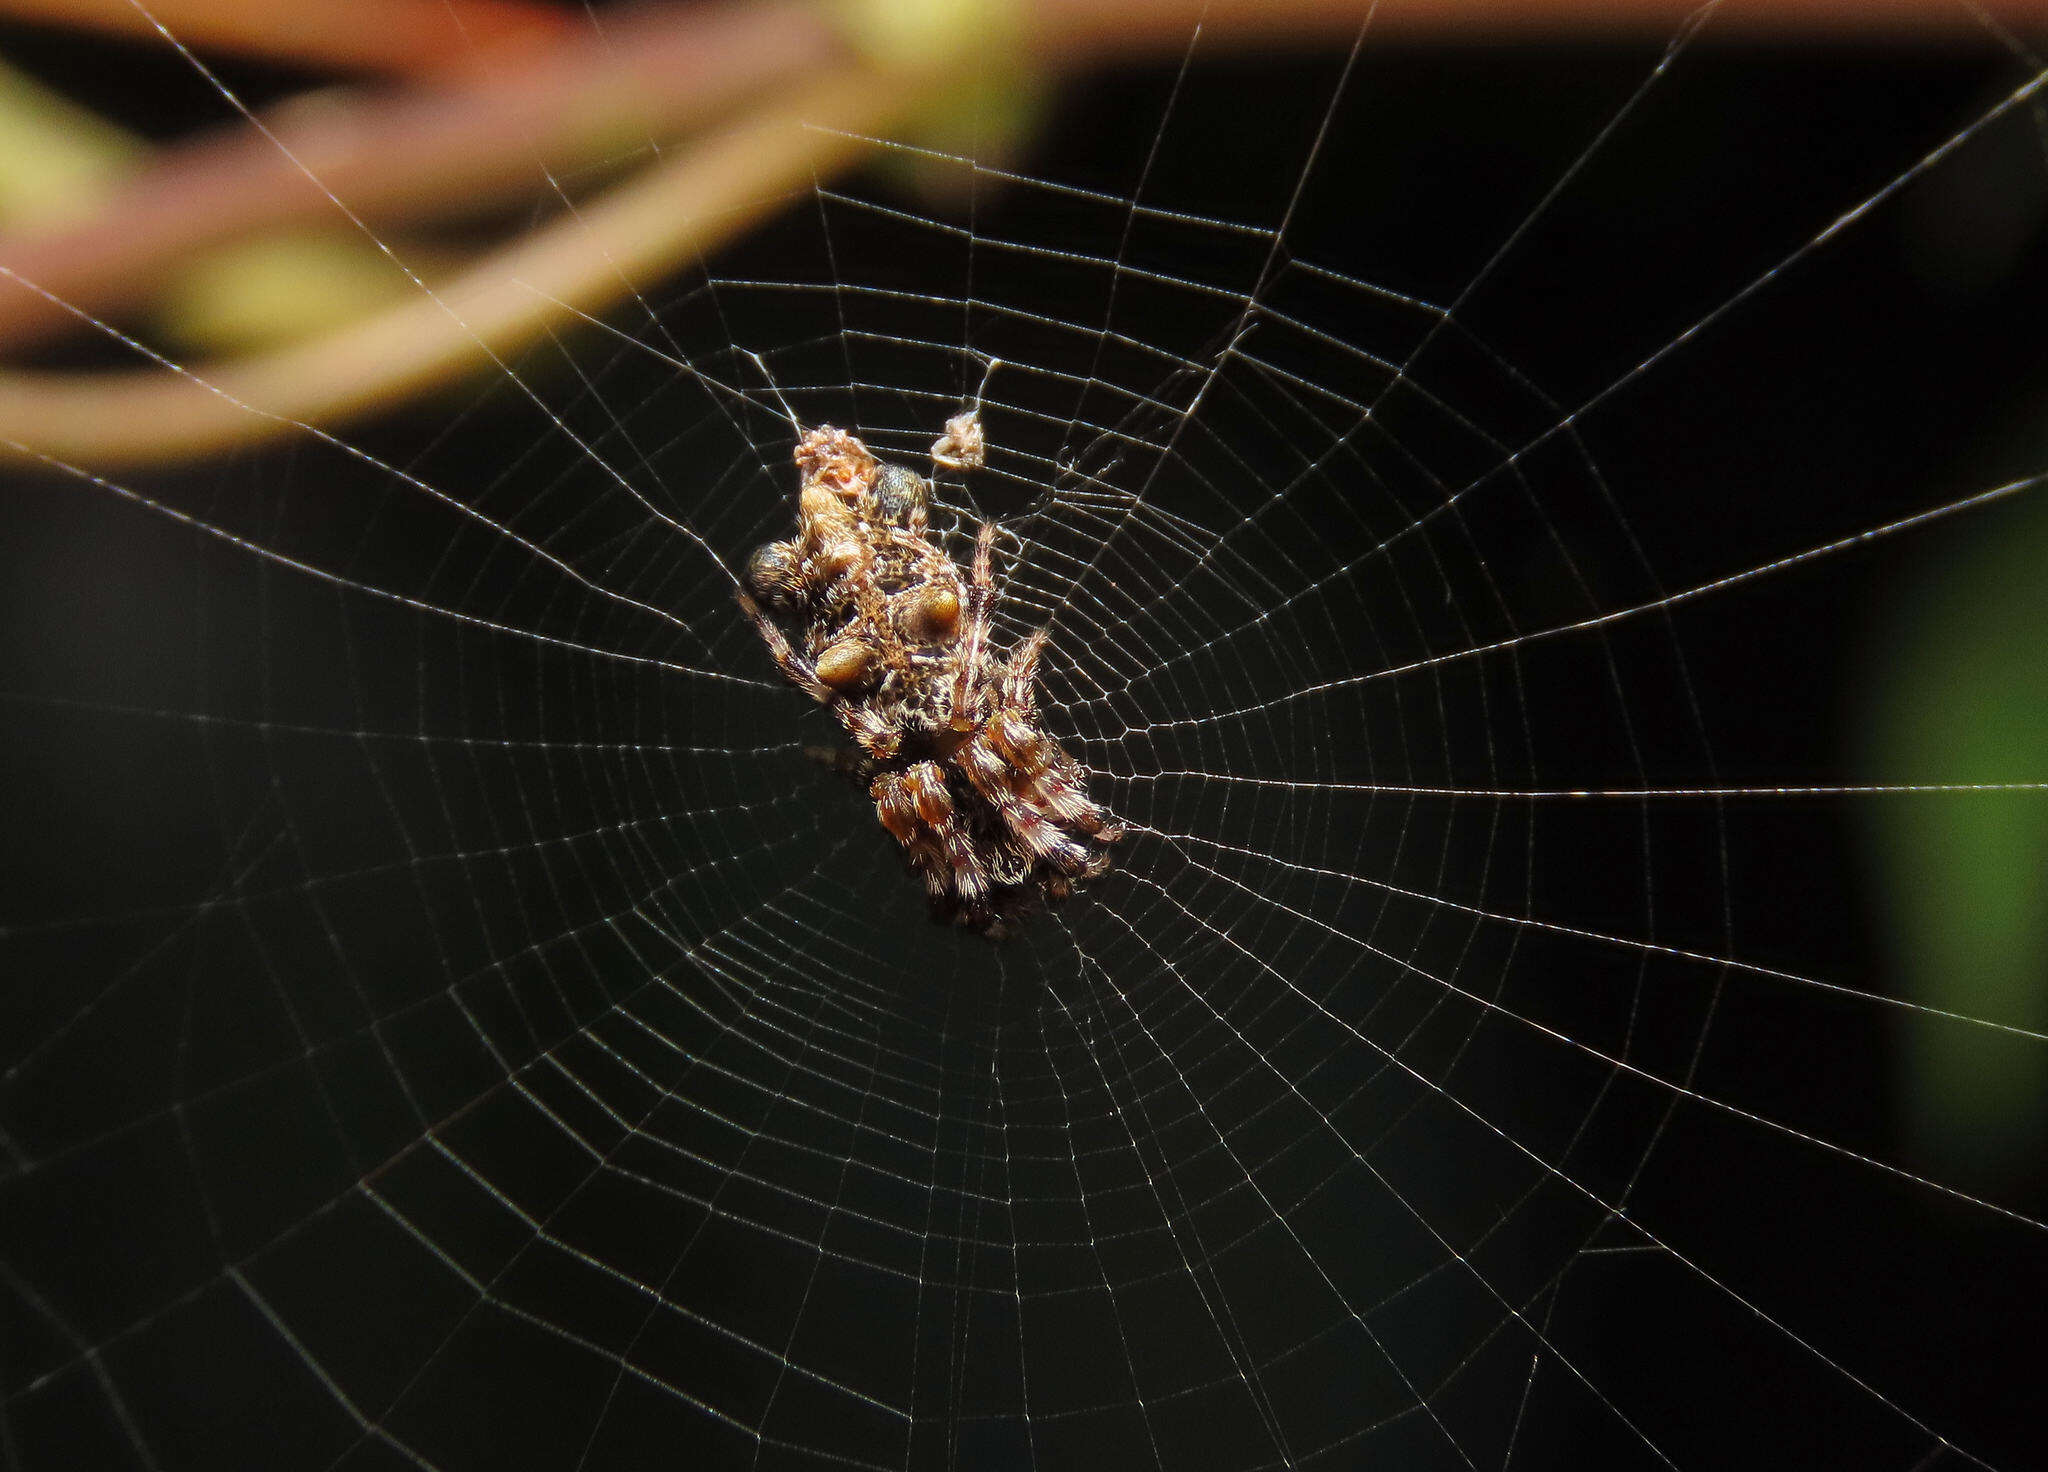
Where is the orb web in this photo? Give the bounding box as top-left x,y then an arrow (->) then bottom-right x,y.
3,11 -> 2047,1472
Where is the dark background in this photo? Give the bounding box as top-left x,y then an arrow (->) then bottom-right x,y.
3,16 -> 2045,1471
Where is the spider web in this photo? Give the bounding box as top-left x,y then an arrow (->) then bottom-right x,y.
4,8 -> 2047,1470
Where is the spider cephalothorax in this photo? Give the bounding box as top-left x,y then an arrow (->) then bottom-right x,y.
737,420 -> 1120,937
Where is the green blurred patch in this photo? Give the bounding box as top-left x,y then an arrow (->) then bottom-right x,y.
152,229 -> 427,355
839,0 -> 1051,205
1864,482 -> 2048,1186
0,58 -> 140,227
0,57 -> 417,354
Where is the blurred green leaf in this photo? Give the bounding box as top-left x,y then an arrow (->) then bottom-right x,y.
0,56 -> 141,228
154,230 -> 426,354
1865,482 -> 2048,1184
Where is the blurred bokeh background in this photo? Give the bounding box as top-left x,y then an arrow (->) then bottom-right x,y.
2,2 -> 2045,1468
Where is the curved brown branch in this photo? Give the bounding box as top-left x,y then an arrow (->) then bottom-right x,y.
0,0 -> 840,348
4,0 -> 2047,469
10,0 -> 2039,353
0,69 -> 898,465
0,0 -> 575,77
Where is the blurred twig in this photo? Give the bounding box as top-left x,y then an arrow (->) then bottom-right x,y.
0,54 -> 139,226
0,0 -> 574,76
0,68 -> 897,463
0,1 -> 841,348
1,0 -> 2045,468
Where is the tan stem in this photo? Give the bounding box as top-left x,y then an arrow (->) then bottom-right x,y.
0,70 -> 896,466
0,0 -> 838,347
6,0 -> 2032,353
0,0 -> 574,77
5,0 -> 2045,469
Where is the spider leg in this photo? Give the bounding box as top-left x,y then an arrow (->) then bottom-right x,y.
956,733 -> 1093,875
738,591 -> 832,703
972,518 -> 996,590
1003,628 -> 1049,715
979,628 -> 1120,841
949,522 -> 999,731
741,590 -> 899,759
805,744 -> 875,783
875,763 -> 994,926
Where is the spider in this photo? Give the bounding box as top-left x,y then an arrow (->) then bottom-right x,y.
737,420 -> 1120,937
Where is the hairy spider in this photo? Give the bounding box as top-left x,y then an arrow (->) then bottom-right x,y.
737,421 -> 1120,937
